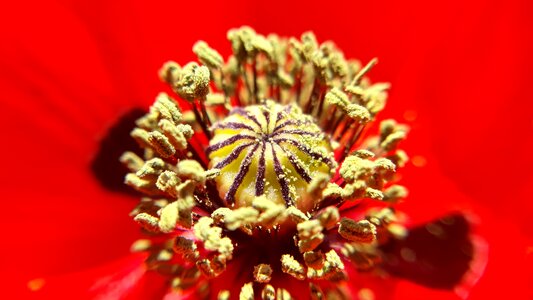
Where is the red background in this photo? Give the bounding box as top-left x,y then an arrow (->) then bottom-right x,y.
0,0 -> 531,298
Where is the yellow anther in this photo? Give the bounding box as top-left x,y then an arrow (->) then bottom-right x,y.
325,87 -> 350,108
286,206 -> 309,223
338,218 -> 377,243
177,159 -> 206,185
252,196 -> 287,227
130,128 -> 152,148
153,92 -> 183,124
303,251 -> 325,269
193,41 -> 224,69
346,103 -> 371,123
136,158 -> 166,178
253,264 -> 273,283
159,61 -> 181,84
365,188 -> 384,200
239,282 -> 254,300
281,254 -> 306,280
389,149 -> 409,168
301,31 -> 318,61
261,285 -> 276,300
133,212 -> 160,232
353,149 -> 375,159
175,62 -> 211,101
193,217 -> 234,258
174,236 -> 199,261
218,290 -> 230,300
157,249 -> 173,261
206,93 -> 227,106
156,171 -> 180,197
130,239 -> 151,252
148,131 -> 175,158
120,151 -> 144,172
339,155 -> 374,182
276,288 -> 293,300
125,174 -> 157,195
317,206 -> 340,230
380,131 -> 406,152
223,207 -> 260,231
158,201 -> 179,233
383,185 -> 408,203
158,120 -> 192,151
252,35 -> 274,59
309,283 -> 324,300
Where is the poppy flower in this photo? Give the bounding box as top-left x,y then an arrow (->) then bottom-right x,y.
0,0 -> 531,299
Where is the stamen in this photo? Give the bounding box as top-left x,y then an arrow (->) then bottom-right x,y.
297,219 -> 324,252
280,254 -> 306,280
306,250 -> 345,281
338,218 -> 377,243
218,290 -> 230,300
276,288 -> 293,300
159,61 -> 181,85
253,264 -> 273,283
309,283 -> 324,300
261,285 -> 276,300
350,58 -> 378,86
123,26 -> 412,299
239,282 -> 254,300
130,239 -> 151,252
174,236 -> 199,261
193,41 -> 224,70
119,151 -> 144,172
303,250 -> 325,269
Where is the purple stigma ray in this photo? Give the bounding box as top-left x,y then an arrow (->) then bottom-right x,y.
273,137 -> 336,169
206,134 -> 256,155
271,144 -> 292,206
210,102 -> 335,208
230,107 -> 263,129
275,110 -> 285,125
280,149 -> 312,183
213,122 -> 256,132
225,143 -> 260,205
273,119 -> 313,133
263,109 -> 270,133
214,142 -> 255,169
255,142 -> 266,196
270,129 -> 321,138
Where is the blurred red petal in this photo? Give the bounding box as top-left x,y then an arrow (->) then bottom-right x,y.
16,253 -> 169,300
1,0 -> 530,298
467,212 -> 532,299
1,189 -> 139,295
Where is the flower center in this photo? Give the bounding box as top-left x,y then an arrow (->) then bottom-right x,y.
123,26 -> 412,299
208,100 -> 336,211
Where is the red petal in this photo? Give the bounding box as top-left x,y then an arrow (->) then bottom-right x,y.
13,253 -> 169,300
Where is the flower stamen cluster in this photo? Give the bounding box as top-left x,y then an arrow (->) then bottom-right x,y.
123,26 -> 409,299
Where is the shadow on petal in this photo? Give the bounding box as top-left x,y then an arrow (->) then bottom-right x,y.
91,108 -> 146,195
380,213 -> 486,291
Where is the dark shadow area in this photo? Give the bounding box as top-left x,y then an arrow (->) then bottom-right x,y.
91,108 -> 146,195
380,214 -> 474,289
